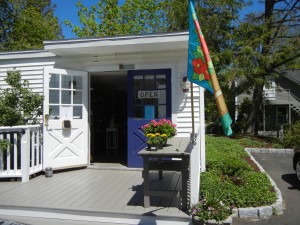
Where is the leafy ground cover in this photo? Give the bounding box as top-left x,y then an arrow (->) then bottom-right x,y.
190,135 -> 277,222
230,134 -> 284,148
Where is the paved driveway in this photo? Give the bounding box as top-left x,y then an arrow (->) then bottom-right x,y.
233,153 -> 300,225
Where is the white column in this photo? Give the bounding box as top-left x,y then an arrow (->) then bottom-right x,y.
21,129 -> 30,183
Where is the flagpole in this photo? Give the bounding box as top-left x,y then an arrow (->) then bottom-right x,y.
190,81 -> 195,136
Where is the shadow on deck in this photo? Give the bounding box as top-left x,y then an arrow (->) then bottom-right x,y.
0,168 -> 190,224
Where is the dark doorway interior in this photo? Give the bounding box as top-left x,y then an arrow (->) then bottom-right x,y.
90,72 -> 127,165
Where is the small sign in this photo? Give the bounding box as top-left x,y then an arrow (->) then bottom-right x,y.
138,90 -> 160,99
60,106 -> 72,119
144,105 -> 155,119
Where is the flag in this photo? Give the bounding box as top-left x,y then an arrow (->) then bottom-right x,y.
187,0 -> 233,136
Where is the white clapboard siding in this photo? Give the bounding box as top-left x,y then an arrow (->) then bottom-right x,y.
0,54 -> 55,95
174,61 -> 202,137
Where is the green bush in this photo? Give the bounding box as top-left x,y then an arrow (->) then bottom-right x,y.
0,69 -> 43,126
283,120 -> 300,148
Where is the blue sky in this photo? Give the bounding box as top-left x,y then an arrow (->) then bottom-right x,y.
52,0 -> 262,39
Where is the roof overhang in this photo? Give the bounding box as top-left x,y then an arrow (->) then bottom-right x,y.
44,32 -> 188,57
0,50 -> 55,61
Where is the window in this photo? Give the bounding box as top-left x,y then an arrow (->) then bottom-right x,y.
132,74 -> 167,119
49,74 -> 83,120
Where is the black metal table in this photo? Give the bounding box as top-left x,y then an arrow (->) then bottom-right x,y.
138,137 -> 191,210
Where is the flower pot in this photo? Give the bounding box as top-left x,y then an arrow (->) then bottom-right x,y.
192,216 -> 205,225
163,139 -> 167,147
147,144 -> 158,151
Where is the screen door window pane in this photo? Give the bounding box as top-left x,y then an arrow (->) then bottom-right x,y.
49,74 -> 60,88
73,91 -> 82,104
49,90 -> 59,104
61,90 -> 71,104
49,105 -> 59,119
61,75 -> 71,89
73,106 -> 82,119
73,76 -> 83,90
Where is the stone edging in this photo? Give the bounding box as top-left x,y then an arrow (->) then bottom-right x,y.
245,147 -> 294,154
191,148 -> 291,225
238,149 -> 285,218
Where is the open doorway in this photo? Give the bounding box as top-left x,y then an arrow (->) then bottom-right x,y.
90,71 -> 127,165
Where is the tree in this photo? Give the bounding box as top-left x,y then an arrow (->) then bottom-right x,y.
0,70 -> 43,126
65,0 -> 166,38
231,0 -> 300,135
0,0 -> 62,51
0,1 -> 14,50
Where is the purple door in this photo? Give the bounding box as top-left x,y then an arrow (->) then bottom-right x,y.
127,69 -> 172,168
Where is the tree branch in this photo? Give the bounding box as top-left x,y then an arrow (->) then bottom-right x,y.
271,0 -> 299,44
268,52 -> 300,71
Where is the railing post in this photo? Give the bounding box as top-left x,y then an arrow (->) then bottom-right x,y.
21,128 -> 30,182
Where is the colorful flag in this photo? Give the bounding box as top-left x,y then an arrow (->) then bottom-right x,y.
187,0 -> 233,136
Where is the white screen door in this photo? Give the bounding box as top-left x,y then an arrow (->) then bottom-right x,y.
43,68 -> 88,169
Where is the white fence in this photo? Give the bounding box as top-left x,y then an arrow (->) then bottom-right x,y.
0,125 -> 43,182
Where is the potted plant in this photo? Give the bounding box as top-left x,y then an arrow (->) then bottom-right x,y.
141,119 -> 177,149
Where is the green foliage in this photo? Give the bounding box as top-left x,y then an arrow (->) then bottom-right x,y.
141,119 -> 177,139
233,135 -> 284,148
0,70 -> 43,126
190,196 -> 232,222
65,0 -> 166,38
1,0 -> 62,51
230,0 -> 300,134
0,139 -> 11,153
0,1 -> 14,50
191,135 -> 277,221
283,120 -> 300,148
235,97 -> 252,133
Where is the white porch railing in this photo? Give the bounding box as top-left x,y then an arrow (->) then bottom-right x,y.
0,125 -> 43,182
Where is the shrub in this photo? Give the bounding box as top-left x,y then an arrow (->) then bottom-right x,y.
0,69 -> 43,126
283,120 -> 300,148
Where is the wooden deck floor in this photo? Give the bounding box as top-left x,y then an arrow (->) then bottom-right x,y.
0,168 -> 190,224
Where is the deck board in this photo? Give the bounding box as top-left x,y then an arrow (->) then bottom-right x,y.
0,168 -> 189,221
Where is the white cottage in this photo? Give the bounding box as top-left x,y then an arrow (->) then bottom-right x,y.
0,31 -> 204,172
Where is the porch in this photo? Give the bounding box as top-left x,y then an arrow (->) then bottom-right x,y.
0,167 -> 190,225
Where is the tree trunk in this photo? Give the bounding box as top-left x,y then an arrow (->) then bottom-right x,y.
245,84 -> 264,135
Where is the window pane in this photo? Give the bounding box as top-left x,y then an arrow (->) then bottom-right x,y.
156,75 -> 166,88
158,105 -> 166,118
61,75 -> 71,89
144,75 -> 155,90
49,74 -> 59,88
49,90 -> 59,104
73,91 -> 82,104
61,90 -> 71,104
73,76 -> 83,90
133,105 -> 143,118
133,76 -> 143,90
49,105 -> 59,119
73,106 -> 82,119
158,90 -> 166,104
